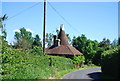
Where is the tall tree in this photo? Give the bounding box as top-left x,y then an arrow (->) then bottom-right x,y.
99,38 -> 111,50
0,14 -> 8,28
66,34 -> 71,44
0,14 -> 8,41
72,34 -> 99,64
45,33 -> 54,47
111,39 -> 118,48
14,27 -> 34,50
0,15 -> 8,54
32,34 -> 42,47
72,34 -> 87,54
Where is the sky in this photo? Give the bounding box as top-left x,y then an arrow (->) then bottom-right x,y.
1,1 -> 118,44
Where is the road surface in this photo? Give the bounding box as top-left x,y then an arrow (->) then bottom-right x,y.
62,68 -> 101,80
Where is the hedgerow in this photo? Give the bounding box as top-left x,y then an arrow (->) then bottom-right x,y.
101,45 -> 120,78
1,46 -> 75,79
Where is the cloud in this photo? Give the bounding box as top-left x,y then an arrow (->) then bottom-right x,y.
26,28 -> 34,33
13,28 -> 34,33
13,29 -> 20,32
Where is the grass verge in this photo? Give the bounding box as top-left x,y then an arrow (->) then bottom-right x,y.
54,64 -> 101,79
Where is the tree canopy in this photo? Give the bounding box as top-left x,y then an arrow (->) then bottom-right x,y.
0,14 -> 8,41
13,27 -> 42,51
72,34 -> 100,64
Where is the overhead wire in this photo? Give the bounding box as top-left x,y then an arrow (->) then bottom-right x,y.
4,1 -> 81,36
47,1 -> 81,35
4,2 -> 41,21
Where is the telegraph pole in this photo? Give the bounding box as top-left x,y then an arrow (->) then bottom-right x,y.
43,0 -> 46,53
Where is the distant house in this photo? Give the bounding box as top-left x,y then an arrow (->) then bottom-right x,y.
45,24 -> 82,57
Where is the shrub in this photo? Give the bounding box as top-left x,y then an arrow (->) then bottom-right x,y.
1,47 -> 75,79
92,48 -> 104,66
50,56 -> 75,70
72,55 -> 85,67
101,46 -> 120,78
28,46 -> 43,55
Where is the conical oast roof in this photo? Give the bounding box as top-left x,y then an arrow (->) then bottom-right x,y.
58,25 -> 69,45
45,24 -> 82,55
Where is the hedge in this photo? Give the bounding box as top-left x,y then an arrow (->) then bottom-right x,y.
101,46 -> 120,78
1,47 -> 75,79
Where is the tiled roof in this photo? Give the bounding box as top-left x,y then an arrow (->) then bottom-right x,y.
45,45 -> 82,55
45,25 -> 82,55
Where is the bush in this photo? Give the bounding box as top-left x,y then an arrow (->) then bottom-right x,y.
1,47 -> 75,79
101,46 -> 120,78
28,46 -> 43,55
72,55 -> 85,67
92,48 -> 104,66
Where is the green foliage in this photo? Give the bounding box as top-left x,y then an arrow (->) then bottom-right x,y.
49,56 -> 75,71
111,39 -> 118,48
0,14 -> 8,28
14,27 -> 34,50
55,68 -> 79,79
72,34 -> 87,53
84,40 -> 98,64
66,34 -> 71,44
101,46 -> 120,78
28,46 -> 43,55
72,35 -> 113,66
72,55 -> 85,67
46,33 -> 54,47
32,34 -> 42,47
0,15 -> 8,41
81,64 -> 100,68
92,38 -> 112,66
13,27 -> 42,51
1,46 -> 75,79
72,34 -> 100,64
92,47 -> 103,66
99,38 -> 111,50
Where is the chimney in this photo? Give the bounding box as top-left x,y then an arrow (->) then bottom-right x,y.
56,39 -> 60,46
53,35 -> 61,47
53,35 -> 57,46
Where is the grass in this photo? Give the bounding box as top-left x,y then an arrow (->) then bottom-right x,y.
81,64 -> 100,69
54,68 -> 79,79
